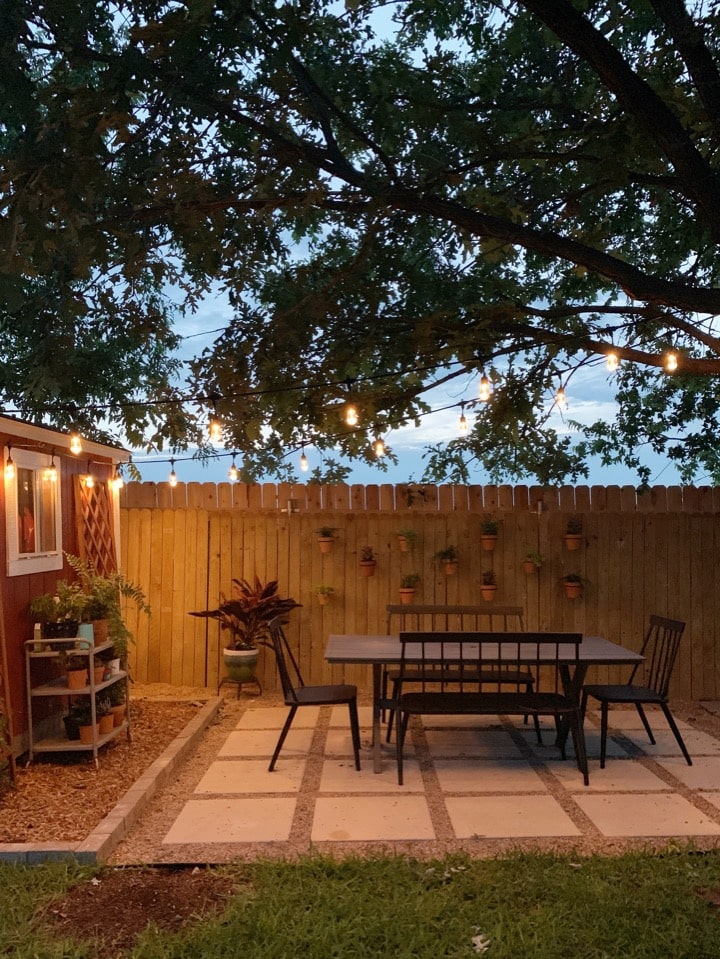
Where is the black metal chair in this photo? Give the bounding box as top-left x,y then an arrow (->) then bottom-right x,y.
581,614 -> 691,767
264,617 -> 361,772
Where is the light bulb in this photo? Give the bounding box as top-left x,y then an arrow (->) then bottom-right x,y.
479,373 -> 491,402
208,414 -> 222,443
606,351 -> 619,372
111,469 -> 124,491
4,448 -> 15,481
168,459 -> 178,488
300,449 -> 309,472
45,456 -> 57,483
345,403 -> 359,426
459,405 -> 468,433
556,386 -> 567,411
85,473 -> 94,489
228,459 -> 239,482
374,437 -> 385,458
665,350 -> 678,372
69,432 -> 82,455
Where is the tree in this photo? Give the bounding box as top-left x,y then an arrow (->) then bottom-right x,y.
3,0 -> 720,484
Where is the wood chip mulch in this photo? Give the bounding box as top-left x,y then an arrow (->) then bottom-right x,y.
0,699 -> 203,844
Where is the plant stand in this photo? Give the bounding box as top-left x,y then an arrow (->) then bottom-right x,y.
217,675 -> 262,698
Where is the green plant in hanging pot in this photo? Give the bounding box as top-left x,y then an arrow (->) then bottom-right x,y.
189,576 -> 300,685
399,573 -> 420,604
436,545 -> 459,575
480,516 -> 499,551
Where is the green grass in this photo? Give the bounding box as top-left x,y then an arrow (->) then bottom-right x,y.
3,849 -> 720,958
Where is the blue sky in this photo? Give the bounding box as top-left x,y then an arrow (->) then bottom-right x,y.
128,293 -> 685,489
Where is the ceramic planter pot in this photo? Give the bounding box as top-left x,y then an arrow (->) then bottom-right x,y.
223,646 -> 260,683
359,561 -> 376,577
443,560 -> 458,576
317,536 -> 334,554
564,534 -> 583,551
111,704 -> 126,728
98,713 -> 114,735
399,588 -> 416,605
480,585 -> 497,602
79,723 -> 98,745
480,534 -> 498,552
563,581 -> 583,599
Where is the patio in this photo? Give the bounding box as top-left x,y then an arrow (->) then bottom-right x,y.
108,696 -> 720,864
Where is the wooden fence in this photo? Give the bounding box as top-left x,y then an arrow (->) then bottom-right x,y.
118,481 -> 720,700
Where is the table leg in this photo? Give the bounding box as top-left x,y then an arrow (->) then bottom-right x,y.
372,662 -> 383,773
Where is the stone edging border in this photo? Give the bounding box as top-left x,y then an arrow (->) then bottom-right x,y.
0,697 -> 223,865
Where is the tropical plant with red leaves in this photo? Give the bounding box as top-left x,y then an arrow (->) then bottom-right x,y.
189,577 -> 299,649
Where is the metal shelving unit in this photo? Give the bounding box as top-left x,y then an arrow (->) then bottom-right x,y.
25,637 -> 131,767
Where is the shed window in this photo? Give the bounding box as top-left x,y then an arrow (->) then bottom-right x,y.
5,447 -> 63,576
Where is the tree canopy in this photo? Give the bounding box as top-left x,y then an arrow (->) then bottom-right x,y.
4,0 -> 720,485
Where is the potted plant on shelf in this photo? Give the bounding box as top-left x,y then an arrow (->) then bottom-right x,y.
96,694 -> 114,735
522,551 -> 544,573
399,573 -> 421,604
359,546 -> 377,577
436,545 -> 459,575
107,681 -> 127,727
480,516 -> 499,551
64,653 -> 89,690
313,584 -> 335,606
397,529 -> 418,553
65,554 -> 151,663
189,576 -> 300,684
72,701 -> 97,745
480,569 -> 497,601
29,581 -> 85,640
563,517 -> 583,551
315,527 -> 337,554
562,573 -> 584,599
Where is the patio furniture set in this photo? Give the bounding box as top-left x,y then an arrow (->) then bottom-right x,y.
265,605 -> 692,787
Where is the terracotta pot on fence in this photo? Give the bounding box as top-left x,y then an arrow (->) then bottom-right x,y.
317,536 -> 334,554
359,561 -> 376,577
443,560 -> 458,576
480,534 -> 498,552
399,588 -> 416,605
480,586 -> 497,602
564,534 -> 583,551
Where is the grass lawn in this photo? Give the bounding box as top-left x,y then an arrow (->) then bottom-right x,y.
3,848 -> 720,957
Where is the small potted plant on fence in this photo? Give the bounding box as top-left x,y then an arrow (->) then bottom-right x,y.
523,551 -> 544,573
313,584 -> 335,606
399,573 -> 421,604
563,517 -> 583,551
397,529 -> 418,553
315,527 -> 337,554
189,577 -> 300,684
480,516 -> 499,551
562,573 -> 584,599
359,546 -> 377,577
436,545 -> 459,576
480,569 -> 497,601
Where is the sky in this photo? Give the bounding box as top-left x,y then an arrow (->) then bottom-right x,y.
127,292 -> 686,490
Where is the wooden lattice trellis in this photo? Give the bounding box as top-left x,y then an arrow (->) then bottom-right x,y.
73,476 -> 117,576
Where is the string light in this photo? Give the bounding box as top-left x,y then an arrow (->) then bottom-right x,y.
45,452 -> 58,483
168,457 -> 178,487
479,372 -> 491,402
300,447 -> 309,472
111,467 -> 124,491
555,384 -> 568,411
665,350 -> 679,372
208,394 -> 222,443
345,402 -> 359,426
458,402 -> 468,434
4,445 -> 15,481
606,351 -> 619,372
373,437 -> 385,458
84,462 -> 94,489
228,455 -> 239,482
69,432 -> 82,455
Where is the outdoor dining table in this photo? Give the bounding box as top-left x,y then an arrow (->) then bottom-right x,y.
324,633 -> 644,773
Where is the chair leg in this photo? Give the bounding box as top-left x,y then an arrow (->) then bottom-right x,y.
635,703 -> 656,745
348,699 -> 362,771
269,705 -> 297,771
396,711 -> 410,785
568,710 -> 590,786
600,702 -> 608,768
660,702 -> 692,766
381,668 -> 388,723
524,681 -> 543,744
385,678 -> 401,742
580,688 -> 589,721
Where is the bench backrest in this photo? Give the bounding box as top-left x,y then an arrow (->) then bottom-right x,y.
387,604 -> 524,634
397,630 -> 582,693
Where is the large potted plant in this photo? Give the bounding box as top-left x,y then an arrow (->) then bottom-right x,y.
65,554 -> 150,662
189,577 -> 300,684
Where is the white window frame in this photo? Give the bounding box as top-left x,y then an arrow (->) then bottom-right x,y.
5,446 -> 63,577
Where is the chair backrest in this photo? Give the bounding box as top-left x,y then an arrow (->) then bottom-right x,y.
628,614 -> 686,698
387,604 -> 525,634
266,617 -> 305,703
398,630 -> 582,694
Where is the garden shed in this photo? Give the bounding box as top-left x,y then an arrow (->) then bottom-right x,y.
0,415 -> 126,766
